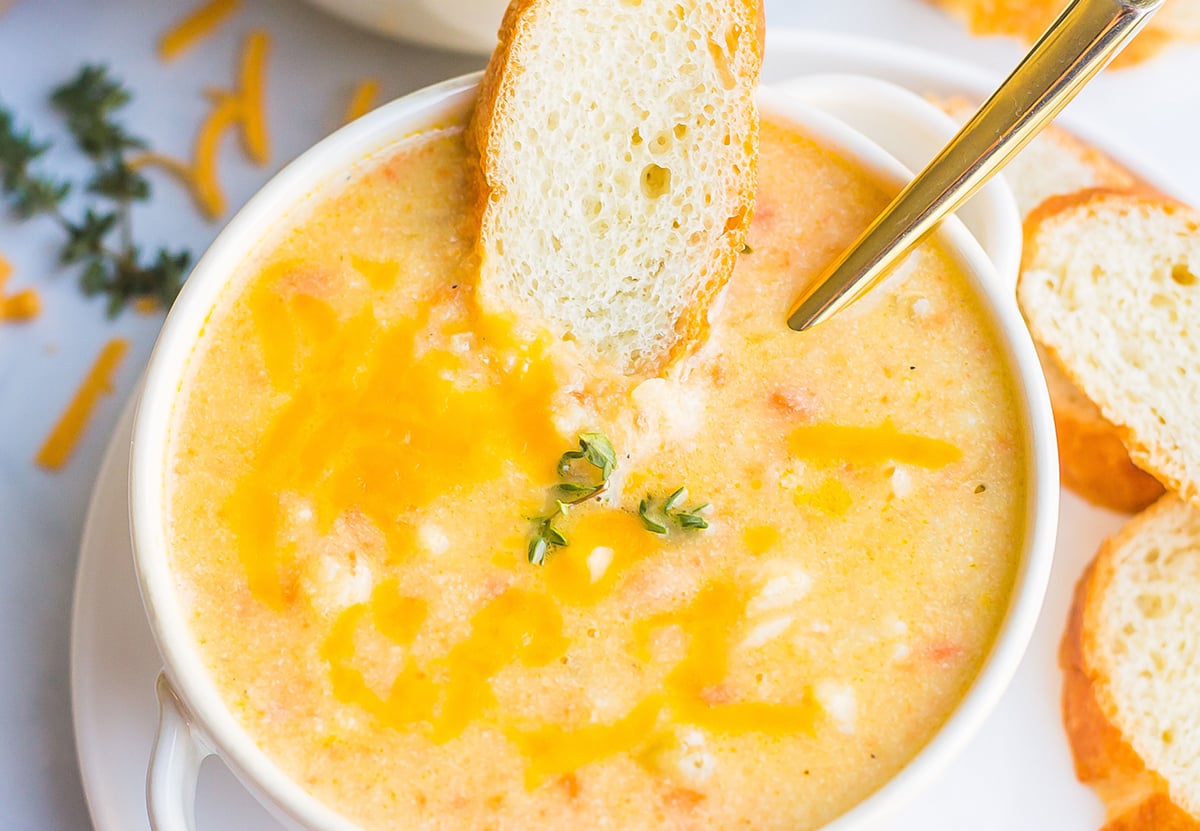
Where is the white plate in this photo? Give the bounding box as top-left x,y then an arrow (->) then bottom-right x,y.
71,29 -> 1142,831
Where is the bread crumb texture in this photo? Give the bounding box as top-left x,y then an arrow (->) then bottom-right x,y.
472,0 -> 762,374
1018,192 -> 1200,510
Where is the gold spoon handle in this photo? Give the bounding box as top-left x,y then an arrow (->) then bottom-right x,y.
787,0 -> 1164,332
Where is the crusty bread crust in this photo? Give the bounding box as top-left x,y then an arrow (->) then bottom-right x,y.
923,0 -> 1200,67
1020,188 -> 1199,511
1062,501 -> 1200,830
1039,346 -> 1164,514
468,0 -> 764,375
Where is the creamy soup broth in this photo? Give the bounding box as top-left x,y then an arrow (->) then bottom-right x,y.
166,117 -> 1027,830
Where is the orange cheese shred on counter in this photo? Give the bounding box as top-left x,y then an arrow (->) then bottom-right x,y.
192,92 -> 242,219
0,257 -> 42,323
235,30 -> 271,165
135,30 -> 271,221
2,289 -> 41,322
344,78 -> 381,124
158,0 -> 241,62
35,338 -> 129,471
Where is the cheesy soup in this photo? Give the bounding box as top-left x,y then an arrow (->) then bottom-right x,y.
166,117 -> 1026,830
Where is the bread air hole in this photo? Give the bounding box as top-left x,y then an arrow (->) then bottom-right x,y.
707,37 -> 736,90
1171,262 -> 1197,286
649,132 -> 673,156
641,164 -> 672,199
1137,593 -> 1167,619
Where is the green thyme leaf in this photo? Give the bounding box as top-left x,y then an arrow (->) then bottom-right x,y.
529,432 -> 619,566
555,481 -> 601,499
61,209 -> 118,264
578,432 -> 617,480
638,497 -> 669,535
663,487 -> 686,512
542,524 -> 568,547
50,65 -> 145,159
11,176 -> 70,218
528,536 -> 549,566
0,109 -> 51,191
0,67 -> 192,317
639,490 -> 711,536
675,509 -> 710,530
79,259 -> 108,295
88,160 -> 150,202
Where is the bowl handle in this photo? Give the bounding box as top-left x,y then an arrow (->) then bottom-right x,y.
147,672 -> 212,831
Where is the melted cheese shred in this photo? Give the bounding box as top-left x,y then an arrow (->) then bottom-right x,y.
787,420 -> 962,468
36,338 -> 128,470
224,278 -> 562,608
158,0 -> 241,62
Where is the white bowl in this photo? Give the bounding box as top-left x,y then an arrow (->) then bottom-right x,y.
300,0 -> 505,53
129,72 -> 1058,831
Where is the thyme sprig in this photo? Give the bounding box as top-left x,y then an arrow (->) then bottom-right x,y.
0,65 -> 191,316
528,433 -> 617,566
638,487 -> 710,535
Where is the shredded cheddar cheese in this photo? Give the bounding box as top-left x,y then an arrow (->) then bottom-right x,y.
135,31 -> 271,220
0,257 -> 41,323
159,0 -> 241,62
36,338 -> 129,470
344,78 -> 380,124
788,420 -> 962,469
193,91 -> 242,218
128,151 -> 210,217
236,30 -> 271,164
2,289 -> 41,322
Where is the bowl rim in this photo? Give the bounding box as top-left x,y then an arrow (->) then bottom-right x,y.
129,71 -> 1058,831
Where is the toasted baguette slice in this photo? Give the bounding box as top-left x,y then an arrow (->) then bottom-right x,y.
1062,496 -> 1200,829
924,0 -> 1200,67
1039,344 -> 1164,513
1018,190 -> 1200,510
933,96 -> 1137,218
470,0 -> 763,374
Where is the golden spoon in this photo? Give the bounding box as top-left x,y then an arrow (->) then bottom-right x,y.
787,0 -> 1165,332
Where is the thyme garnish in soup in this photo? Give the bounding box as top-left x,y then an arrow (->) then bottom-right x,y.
165,118 -> 1026,830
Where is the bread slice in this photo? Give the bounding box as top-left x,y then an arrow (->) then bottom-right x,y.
924,0 -> 1200,67
1061,496 -> 1200,829
933,96 -> 1137,219
1039,344 -> 1164,513
469,0 -> 764,374
1018,190 -> 1200,509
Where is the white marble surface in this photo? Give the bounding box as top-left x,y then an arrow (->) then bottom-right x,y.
1,1 -> 1198,829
